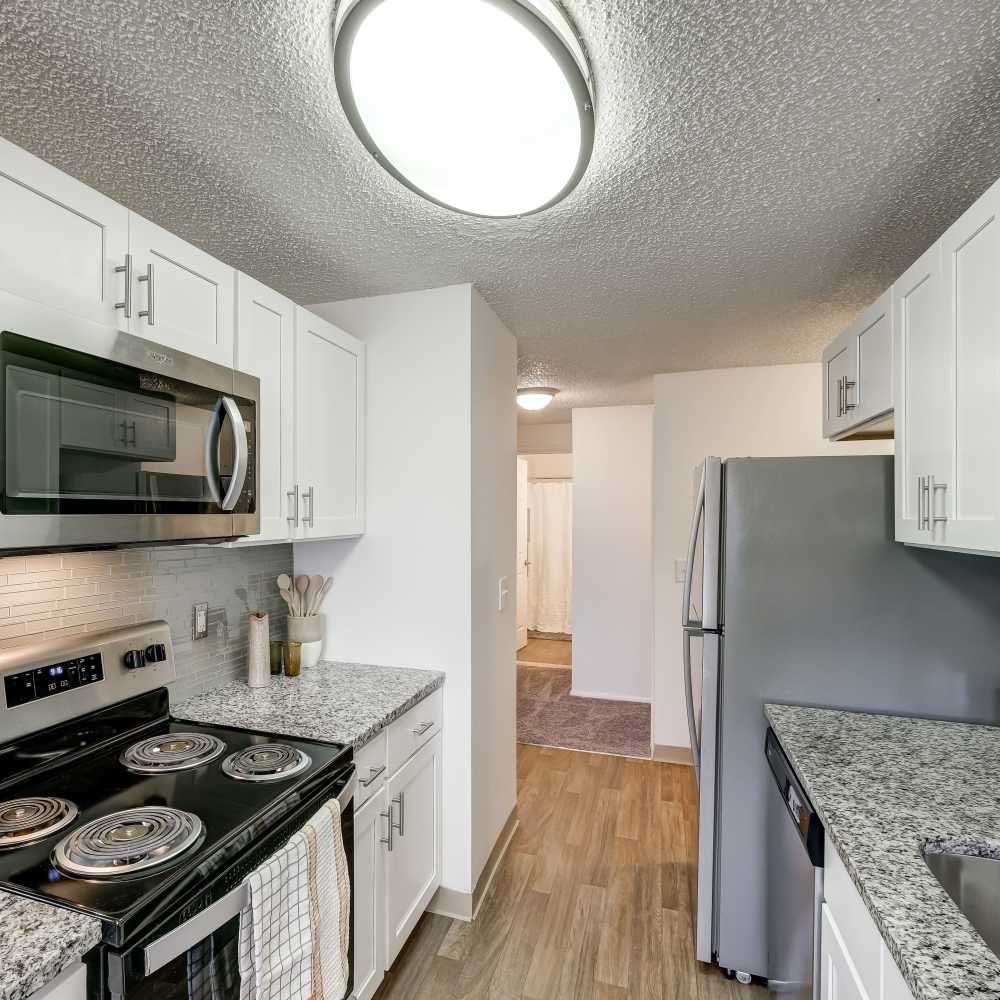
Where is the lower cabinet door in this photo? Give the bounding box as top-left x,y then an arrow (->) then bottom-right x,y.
353,787 -> 388,1000
820,903 -> 871,1000
385,733 -> 443,965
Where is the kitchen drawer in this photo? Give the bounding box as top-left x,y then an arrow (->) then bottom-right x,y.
355,729 -> 388,808
387,688 -> 442,776
824,843 -> 881,998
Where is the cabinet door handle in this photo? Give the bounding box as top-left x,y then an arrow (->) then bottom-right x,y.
930,477 -> 948,527
412,721 -> 434,736
392,791 -> 405,837
843,379 -> 857,411
119,420 -> 129,447
303,486 -> 315,527
379,809 -> 393,852
128,421 -> 136,446
287,485 -> 299,527
917,475 -> 932,531
360,764 -> 386,787
115,254 -> 133,319
837,377 -> 844,417
138,262 -> 155,326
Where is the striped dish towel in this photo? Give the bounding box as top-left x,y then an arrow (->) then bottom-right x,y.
238,799 -> 350,1000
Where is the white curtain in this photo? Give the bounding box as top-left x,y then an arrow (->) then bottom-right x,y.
528,480 -> 573,634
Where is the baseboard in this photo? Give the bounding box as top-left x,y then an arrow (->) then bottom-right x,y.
427,806 -> 518,923
528,631 -> 572,641
517,659 -> 571,669
569,687 -> 651,704
653,743 -> 694,765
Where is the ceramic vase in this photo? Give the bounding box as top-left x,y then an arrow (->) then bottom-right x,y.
248,612 -> 270,688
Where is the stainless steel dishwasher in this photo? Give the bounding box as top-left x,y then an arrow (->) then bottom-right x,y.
765,728 -> 824,998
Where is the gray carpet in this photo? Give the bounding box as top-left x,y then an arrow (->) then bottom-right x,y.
517,664 -> 651,758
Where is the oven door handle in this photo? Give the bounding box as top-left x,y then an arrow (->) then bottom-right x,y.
144,883 -> 246,975
144,769 -> 355,975
204,396 -> 249,512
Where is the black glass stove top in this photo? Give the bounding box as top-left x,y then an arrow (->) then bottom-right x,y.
0,691 -> 351,944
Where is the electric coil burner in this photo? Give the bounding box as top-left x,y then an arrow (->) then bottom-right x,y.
53,806 -> 203,878
221,744 -> 311,782
0,796 -> 78,848
120,732 -> 226,773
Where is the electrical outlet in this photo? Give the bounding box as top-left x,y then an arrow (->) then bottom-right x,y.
193,602 -> 208,640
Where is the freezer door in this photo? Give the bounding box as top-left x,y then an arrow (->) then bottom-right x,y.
692,630 -> 721,964
683,458 -> 723,631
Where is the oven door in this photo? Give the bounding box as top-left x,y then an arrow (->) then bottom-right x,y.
103,766 -> 355,1000
0,329 -> 258,550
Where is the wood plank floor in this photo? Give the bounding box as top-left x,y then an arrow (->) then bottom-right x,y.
373,744 -> 766,1000
518,637 -> 572,667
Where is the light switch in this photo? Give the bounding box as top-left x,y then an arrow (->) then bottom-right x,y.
674,559 -> 687,583
193,602 -> 208,640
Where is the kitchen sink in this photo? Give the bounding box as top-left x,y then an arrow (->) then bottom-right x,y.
924,846 -> 1000,957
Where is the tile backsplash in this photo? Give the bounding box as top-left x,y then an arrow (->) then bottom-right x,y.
0,543 -> 292,702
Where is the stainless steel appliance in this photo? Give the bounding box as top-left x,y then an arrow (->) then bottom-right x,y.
0,623 -> 354,1000
764,728 -> 823,998
0,329 -> 258,551
682,455 -> 1000,982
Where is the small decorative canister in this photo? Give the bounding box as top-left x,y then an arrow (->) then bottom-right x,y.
283,641 -> 302,678
247,612 -> 270,688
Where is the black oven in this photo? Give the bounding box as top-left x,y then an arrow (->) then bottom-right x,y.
93,763 -> 355,1000
0,329 -> 258,551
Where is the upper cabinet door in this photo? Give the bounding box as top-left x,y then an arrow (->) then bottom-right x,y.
128,213 -> 235,366
823,331 -> 855,438
235,274 -> 296,544
893,242 -> 951,545
854,289 -> 892,425
940,179 -> 1000,553
0,137 -> 129,330
294,308 -> 366,539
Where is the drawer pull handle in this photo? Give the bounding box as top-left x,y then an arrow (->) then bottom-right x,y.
379,809 -> 393,852
412,721 -> 434,736
392,791 -> 405,837
360,764 -> 386,787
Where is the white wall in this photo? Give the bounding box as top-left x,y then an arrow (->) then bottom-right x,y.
521,453 -> 573,479
572,405 -> 654,703
652,363 -> 892,749
470,288 -> 517,884
295,284 -> 517,901
517,421 -> 572,454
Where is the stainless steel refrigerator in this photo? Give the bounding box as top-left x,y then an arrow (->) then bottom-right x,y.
682,455 -> 1000,981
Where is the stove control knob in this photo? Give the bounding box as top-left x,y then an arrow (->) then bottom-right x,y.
123,649 -> 147,670
145,643 -> 167,664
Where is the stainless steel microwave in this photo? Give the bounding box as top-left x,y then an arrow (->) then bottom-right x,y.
0,330 -> 258,552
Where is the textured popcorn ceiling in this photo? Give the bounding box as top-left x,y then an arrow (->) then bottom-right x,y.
3,1 -> 1000,424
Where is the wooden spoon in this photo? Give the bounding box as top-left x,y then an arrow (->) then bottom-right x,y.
306,574 -> 324,616
312,577 -> 333,615
295,576 -> 309,617
279,587 -> 296,615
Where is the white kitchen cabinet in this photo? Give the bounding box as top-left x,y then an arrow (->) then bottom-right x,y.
820,904 -> 871,1000
28,963 -> 86,1000
0,137 -> 130,330
127,214 -> 235,367
893,242 -> 951,546
822,290 -> 893,441
294,308 -> 366,539
353,786 -> 388,1000
234,274 -> 297,543
385,732 -> 443,965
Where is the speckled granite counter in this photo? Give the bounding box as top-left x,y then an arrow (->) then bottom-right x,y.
766,704 -> 1000,1000
174,660 -> 445,748
0,893 -> 101,1000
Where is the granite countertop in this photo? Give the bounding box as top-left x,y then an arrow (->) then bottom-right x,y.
174,660 -> 445,748
0,894 -> 101,1000
766,704 -> 1000,1000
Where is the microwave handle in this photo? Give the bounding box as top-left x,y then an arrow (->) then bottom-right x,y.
205,396 -> 249,512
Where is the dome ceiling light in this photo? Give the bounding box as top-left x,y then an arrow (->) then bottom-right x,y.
333,0 -> 595,218
517,387 -> 559,411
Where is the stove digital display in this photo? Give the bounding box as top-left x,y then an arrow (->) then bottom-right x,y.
3,653 -> 104,708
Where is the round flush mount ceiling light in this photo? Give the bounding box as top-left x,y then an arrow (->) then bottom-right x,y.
517,387 -> 559,411
333,0 -> 595,218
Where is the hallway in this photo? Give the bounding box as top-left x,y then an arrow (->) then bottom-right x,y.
373,744 -> 762,999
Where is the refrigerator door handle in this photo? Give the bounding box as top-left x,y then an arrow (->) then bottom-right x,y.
682,464 -> 707,629
683,627 -> 702,779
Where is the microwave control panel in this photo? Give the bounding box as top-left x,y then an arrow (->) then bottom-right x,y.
3,653 -> 104,708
